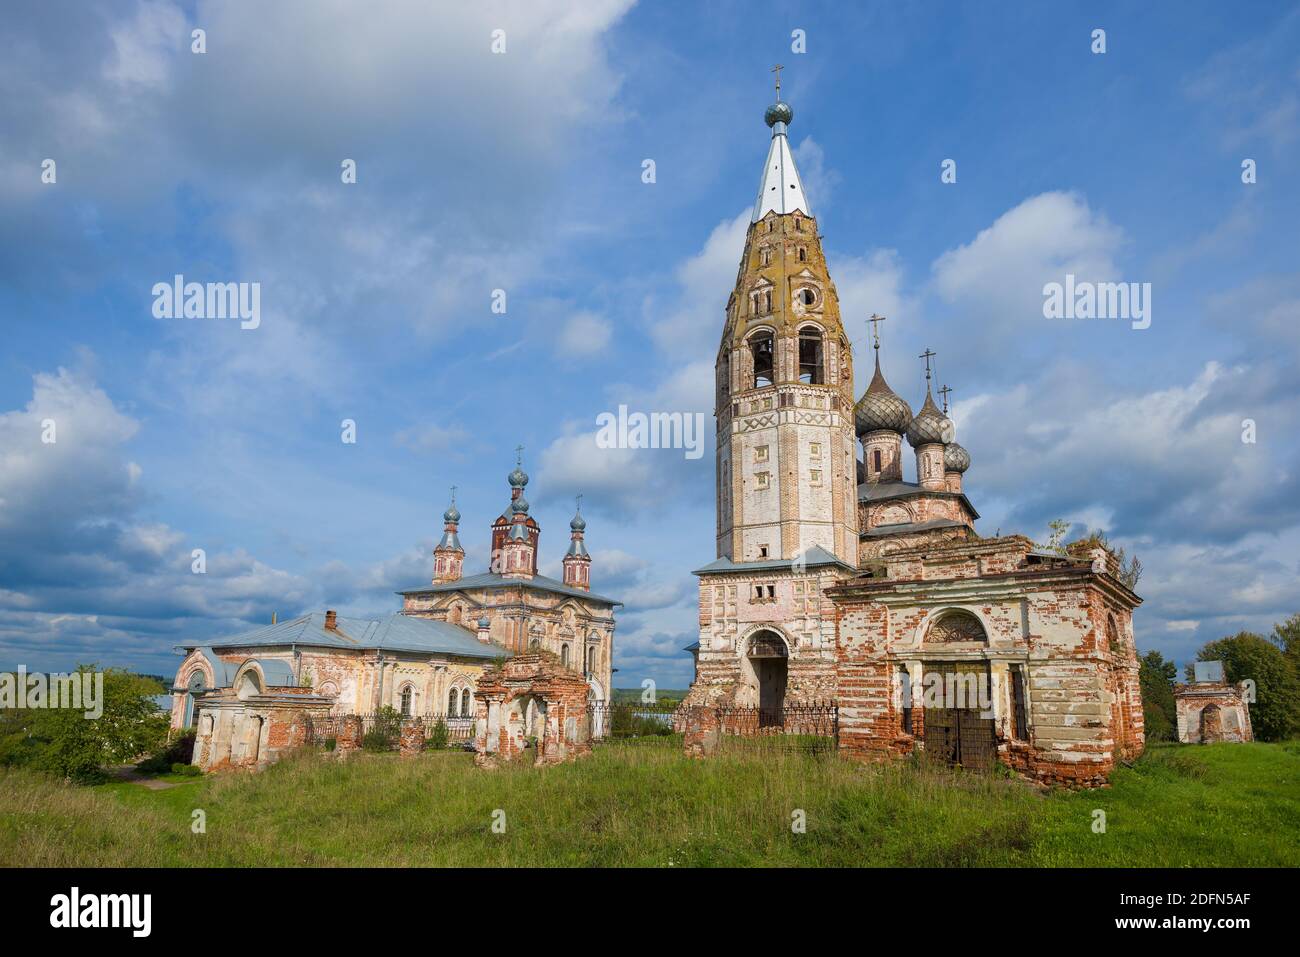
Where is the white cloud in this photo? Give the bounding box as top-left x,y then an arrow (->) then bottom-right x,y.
557,311 -> 613,357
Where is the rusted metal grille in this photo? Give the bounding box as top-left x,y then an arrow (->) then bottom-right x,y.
588,700 -> 686,743
307,712 -> 476,750
922,663 -> 997,771
715,703 -> 838,754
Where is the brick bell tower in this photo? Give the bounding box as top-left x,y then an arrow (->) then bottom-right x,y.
715,74 -> 858,566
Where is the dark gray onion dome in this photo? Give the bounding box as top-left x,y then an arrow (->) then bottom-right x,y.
443,503 -> 461,524
944,441 -> 971,473
511,496 -> 529,515
508,465 -> 529,488
906,391 -> 953,447
764,101 -> 794,128
570,510 -> 586,532
855,356 -> 914,436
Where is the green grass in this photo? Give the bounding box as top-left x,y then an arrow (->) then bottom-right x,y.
1,741 -> 1296,867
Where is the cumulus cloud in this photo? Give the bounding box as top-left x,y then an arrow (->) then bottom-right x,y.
557,311 -> 613,358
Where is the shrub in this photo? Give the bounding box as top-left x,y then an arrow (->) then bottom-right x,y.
170,762 -> 201,776
427,719 -> 449,751
362,731 -> 393,752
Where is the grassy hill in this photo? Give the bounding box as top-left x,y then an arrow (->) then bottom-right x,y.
1,741 -> 1296,867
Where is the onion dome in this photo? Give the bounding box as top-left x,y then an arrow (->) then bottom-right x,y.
508,465 -> 528,488
906,391 -> 953,447
570,510 -> 586,532
944,441 -> 971,473
764,101 -> 793,128
443,502 -> 460,524
477,614 -> 490,629
855,355 -> 914,436
511,496 -> 529,515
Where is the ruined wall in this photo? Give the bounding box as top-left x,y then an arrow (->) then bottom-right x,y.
1175,684 -> 1253,743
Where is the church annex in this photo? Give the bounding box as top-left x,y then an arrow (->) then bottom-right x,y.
170,458 -> 619,770
683,80 -> 1144,787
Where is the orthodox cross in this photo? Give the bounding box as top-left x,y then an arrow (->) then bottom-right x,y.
771,63 -> 783,99
449,485 -> 457,505
919,348 -> 937,387
868,313 -> 886,351
575,493 -> 583,513
938,385 -> 952,414
515,444 -> 524,466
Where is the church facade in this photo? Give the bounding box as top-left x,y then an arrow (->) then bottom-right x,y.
683,87 -> 1144,787
170,459 -> 619,770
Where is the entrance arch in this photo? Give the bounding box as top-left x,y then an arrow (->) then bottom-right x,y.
741,629 -> 789,723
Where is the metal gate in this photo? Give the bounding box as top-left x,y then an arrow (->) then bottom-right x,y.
923,662 -> 996,771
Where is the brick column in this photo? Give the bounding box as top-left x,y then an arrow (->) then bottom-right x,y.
336,714 -> 363,757
683,706 -> 719,759
399,717 -> 425,757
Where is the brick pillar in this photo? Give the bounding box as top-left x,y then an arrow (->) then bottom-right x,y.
336,714 -> 362,757
399,717 -> 425,757
683,706 -> 719,759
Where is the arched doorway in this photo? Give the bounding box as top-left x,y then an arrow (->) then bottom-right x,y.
743,630 -> 788,724
183,669 -> 206,727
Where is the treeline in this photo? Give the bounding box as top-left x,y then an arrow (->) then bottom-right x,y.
1140,613 -> 1300,742
0,666 -> 169,782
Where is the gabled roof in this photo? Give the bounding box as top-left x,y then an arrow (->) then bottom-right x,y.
174,612 -> 507,659
692,545 -> 854,576
398,572 -> 621,607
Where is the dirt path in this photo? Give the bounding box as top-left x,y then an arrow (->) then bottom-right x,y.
107,765 -> 178,790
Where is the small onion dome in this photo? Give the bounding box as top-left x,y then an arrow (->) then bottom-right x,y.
511,496 -> 529,515
906,391 -> 953,447
477,615 -> 490,629
570,510 -> 586,532
764,101 -> 794,128
944,441 -> 971,474
443,503 -> 461,524
855,356 -> 913,436
508,465 -> 529,488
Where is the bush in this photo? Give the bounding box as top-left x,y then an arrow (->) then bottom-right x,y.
170,762 -> 201,776
323,737 -> 336,752
427,719 -> 449,751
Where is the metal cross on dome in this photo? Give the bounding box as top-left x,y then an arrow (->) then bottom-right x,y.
938,385 -> 952,414
771,63 -> 783,99
919,348 -> 937,384
868,313 -> 886,350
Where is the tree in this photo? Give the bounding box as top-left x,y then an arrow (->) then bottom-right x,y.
1138,650 -> 1178,742
1272,613 -> 1300,675
1194,633 -> 1300,742
0,666 -> 168,782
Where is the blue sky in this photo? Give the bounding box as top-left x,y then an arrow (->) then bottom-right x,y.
2,0 -> 1298,688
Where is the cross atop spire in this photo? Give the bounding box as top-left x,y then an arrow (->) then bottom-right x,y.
869,314 -> 886,352
919,348 -> 937,386
449,484 -> 457,504
515,444 -> 524,466
575,493 -> 583,512
771,63 -> 783,100
938,385 -> 952,414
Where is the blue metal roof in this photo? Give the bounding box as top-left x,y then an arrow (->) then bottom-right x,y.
398,572 -> 621,607
175,612 -> 508,659
692,545 -> 854,576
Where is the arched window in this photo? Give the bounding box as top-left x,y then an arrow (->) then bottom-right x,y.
751,332 -> 774,388
798,326 -> 824,384
399,685 -> 413,716
719,353 -> 730,399
586,646 -> 595,673
873,449 -> 882,472
447,688 -> 458,715
561,644 -> 571,668
763,290 -> 772,313
461,689 -> 472,717
798,247 -> 807,262
924,609 -> 988,645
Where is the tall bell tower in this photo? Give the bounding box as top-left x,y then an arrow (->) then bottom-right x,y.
715,72 -> 858,566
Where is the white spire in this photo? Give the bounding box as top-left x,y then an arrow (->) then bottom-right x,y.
752,113 -> 809,223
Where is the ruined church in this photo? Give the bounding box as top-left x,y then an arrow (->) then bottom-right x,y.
170,458 -> 619,770
682,81 -> 1144,787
